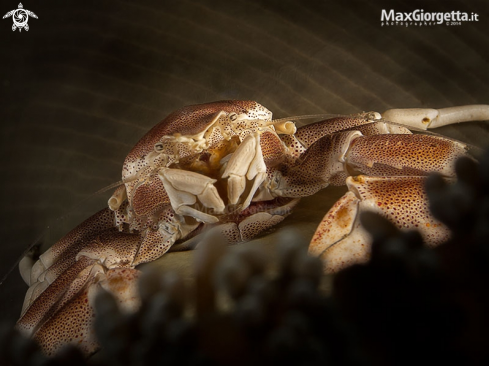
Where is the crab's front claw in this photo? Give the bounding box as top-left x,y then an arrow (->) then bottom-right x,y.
17,232 -> 143,356
309,176 -> 450,273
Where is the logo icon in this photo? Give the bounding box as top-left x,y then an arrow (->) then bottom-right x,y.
3,3 -> 37,32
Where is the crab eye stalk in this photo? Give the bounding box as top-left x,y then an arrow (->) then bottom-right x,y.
229,112 -> 238,122
154,142 -> 164,152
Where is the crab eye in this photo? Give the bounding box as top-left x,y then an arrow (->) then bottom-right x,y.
154,142 -> 164,152
229,112 -> 238,121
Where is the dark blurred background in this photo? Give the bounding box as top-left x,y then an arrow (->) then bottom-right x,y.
1,0 -> 488,323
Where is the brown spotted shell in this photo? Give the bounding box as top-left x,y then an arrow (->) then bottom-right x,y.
116,100 -> 273,232
122,100 -> 271,180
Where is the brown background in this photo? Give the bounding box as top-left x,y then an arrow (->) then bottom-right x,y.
1,0 -> 488,323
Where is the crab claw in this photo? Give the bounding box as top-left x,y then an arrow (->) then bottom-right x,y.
308,176 -> 450,273
17,231 -> 142,356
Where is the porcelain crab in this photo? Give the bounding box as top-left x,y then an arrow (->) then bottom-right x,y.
16,100 -> 489,356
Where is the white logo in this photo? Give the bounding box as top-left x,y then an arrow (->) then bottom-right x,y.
381,9 -> 479,27
3,3 -> 38,32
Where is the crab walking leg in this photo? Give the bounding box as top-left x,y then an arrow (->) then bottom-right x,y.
222,133 -> 267,209
382,105 -> 489,130
309,176 -> 450,274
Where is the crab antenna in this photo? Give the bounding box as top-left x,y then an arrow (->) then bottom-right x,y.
271,113 -> 341,124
